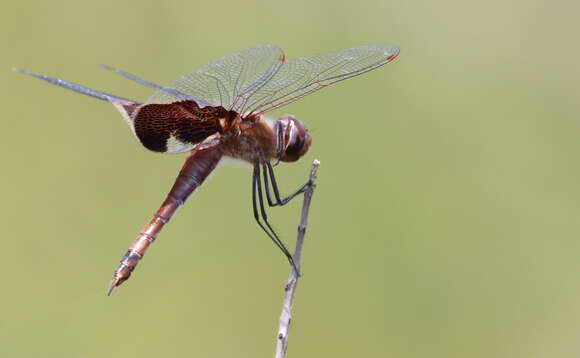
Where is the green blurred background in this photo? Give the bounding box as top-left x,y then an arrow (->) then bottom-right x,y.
2,0 -> 580,357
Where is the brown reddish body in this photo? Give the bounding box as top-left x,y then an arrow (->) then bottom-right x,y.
108,101 -> 313,291
16,44 -> 399,295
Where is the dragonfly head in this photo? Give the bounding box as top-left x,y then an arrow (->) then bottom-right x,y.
275,115 -> 312,163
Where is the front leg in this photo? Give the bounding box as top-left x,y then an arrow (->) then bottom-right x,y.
252,164 -> 299,274
262,162 -> 312,207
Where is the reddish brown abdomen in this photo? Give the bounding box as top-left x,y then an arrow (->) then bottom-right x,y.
133,100 -> 229,153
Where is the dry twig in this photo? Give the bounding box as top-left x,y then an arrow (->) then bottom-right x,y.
274,159 -> 320,358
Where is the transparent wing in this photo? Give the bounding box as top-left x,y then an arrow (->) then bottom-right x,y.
100,64 -> 213,106
14,68 -> 135,104
243,45 -> 400,116
146,44 -> 284,112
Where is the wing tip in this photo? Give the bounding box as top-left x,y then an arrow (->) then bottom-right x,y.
385,45 -> 400,62
13,67 -> 32,75
100,64 -> 114,71
13,67 -> 51,80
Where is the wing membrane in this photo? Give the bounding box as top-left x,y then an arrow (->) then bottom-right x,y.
243,45 -> 399,115
15,68 -> 135,104
146,44 -> 284,111
100,64 -> 213,106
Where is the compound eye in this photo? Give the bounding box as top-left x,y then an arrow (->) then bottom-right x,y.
283,135 -> 304,162
278,117 -> 312,162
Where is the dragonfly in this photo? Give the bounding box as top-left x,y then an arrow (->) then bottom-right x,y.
16,44 -> 399,295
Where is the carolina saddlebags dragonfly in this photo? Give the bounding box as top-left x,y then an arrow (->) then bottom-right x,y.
16,44 -> 399,295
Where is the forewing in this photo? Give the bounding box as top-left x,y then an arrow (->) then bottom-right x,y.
146,44 -> 284,111
242,45 -> 400,116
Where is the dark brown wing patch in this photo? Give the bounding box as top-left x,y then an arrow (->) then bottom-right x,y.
133,100 -> 229,152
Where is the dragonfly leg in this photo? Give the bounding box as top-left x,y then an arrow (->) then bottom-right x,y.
252,164 -> 300,275
262,163 -> 278,207
262,162 -> 312,207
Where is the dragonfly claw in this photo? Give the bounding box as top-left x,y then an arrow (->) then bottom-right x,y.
106,280 -> 117,296
106,262 -> 133,296
107,275 -> 125,296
